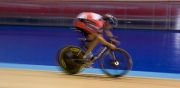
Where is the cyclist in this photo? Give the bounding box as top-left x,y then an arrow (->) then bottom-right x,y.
74,12 -> 120,67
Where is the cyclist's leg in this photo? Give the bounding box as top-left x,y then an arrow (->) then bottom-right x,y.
96,35 -> 116,49
74,19 -> 96,59
84,33 -> 98,56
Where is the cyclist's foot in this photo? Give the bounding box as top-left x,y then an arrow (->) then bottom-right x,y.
84,57 -> 97,68
83,52 -> 93,60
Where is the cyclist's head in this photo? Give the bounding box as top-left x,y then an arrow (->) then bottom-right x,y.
103,14 -> 118,28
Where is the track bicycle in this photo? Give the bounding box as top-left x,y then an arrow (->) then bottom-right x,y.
57,29 -> 133,77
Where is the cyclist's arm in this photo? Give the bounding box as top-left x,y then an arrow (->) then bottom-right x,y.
104,28 -> 120,45
104,28 -> 114,38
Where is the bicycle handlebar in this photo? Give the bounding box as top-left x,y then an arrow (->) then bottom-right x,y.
111,36 -> 118,39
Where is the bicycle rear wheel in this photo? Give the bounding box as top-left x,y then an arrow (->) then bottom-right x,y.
101,48 -> 132,77
58,45 -> 85,74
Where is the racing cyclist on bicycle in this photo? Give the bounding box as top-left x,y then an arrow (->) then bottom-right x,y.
74,12 -> 120,67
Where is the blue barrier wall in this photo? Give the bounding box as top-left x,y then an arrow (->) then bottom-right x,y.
0,25 -> 180,74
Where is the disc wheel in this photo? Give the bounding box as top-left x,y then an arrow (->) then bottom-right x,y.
58,46 -> 85,74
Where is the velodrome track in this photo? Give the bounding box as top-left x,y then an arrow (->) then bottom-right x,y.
0,68 -> 180,88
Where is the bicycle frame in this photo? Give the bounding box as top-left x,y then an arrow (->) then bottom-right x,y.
76,44 -> 108,59
94,46 -> 108,59
95,45 -> 117,61
77,40 -> 117,62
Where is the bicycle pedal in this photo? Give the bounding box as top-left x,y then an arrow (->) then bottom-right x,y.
84,62 -> 94,68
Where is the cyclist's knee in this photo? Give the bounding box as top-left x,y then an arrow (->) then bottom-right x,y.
87,35 -> 95,40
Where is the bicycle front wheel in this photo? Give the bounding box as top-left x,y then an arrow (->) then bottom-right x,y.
101,48 -> 133,77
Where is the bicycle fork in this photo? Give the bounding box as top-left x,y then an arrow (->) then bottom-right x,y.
110,51 -> 120,66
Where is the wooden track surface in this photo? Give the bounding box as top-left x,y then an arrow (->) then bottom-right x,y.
0,68 -> 180,88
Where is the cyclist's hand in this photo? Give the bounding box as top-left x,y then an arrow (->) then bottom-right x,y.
114,40 -> 120,45
110,38 -> 120,45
